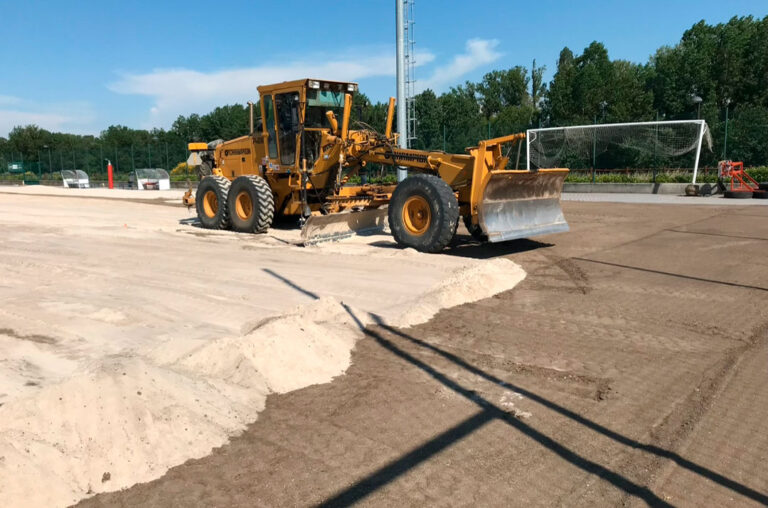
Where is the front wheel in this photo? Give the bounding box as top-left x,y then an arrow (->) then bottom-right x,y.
227,175 -> 275,233
196,175 -> 230,229
388,174 -> 459,253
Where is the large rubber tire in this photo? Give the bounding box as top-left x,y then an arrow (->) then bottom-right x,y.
196,175 -> 230,229
759,182 -> 768,191
752,190 -> 768,199
196,159 -> 213,180
388,174 -> 459,253
716,180 -> 727,193
227,175 -> 275,233
724,190 -> 754,199
462,215 -> 488,242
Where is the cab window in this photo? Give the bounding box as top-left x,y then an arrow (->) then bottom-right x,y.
275,92 -> 300,166
263,94 -> 278,159
305,89 -> 345,128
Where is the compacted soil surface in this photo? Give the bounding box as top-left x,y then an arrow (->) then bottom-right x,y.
76,198 -> 768,507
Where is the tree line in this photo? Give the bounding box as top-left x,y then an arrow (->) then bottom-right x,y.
2,15 -> 766,178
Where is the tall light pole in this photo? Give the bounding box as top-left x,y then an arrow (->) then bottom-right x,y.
691,94 -> 703,119
592,101 -> 608,183
43,145 -> 52,175
723,98 -> 731,159
395,0 -> 407,182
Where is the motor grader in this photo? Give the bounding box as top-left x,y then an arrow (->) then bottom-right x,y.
184,78 -> 569,252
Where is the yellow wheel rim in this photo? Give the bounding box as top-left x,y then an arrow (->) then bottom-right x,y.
202,190 -> 218,218
235,191 -> 253,221
402,195 -> 431,236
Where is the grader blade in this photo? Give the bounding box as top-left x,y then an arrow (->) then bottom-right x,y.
479,169 -> 569,243
301,208 -> 389,245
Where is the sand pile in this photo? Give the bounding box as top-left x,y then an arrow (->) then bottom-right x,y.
0,298 -> 370,507
391,258 -> 527,328
0,259 -> 525,507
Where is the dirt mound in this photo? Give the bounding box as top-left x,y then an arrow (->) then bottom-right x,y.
0,260 -> 526,507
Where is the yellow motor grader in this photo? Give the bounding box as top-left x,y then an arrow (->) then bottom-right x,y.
184,78 -> 569,252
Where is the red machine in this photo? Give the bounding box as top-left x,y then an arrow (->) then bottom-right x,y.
719,161 -> 767,199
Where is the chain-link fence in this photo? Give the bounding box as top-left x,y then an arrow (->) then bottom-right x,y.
0,141 -> 192,183
1,114 -> 766,186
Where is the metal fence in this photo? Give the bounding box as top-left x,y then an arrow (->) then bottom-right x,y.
1,118 -> 766,184
0,141 -> 191,182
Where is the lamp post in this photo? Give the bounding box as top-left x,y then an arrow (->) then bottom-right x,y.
592,101 -> 608,183
43,145 -> 52,175
723,98 -> 731,159
691,94 -> 703,119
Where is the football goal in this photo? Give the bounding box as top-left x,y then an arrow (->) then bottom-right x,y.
527,120 -> 712,183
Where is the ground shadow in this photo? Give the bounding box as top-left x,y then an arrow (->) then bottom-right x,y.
446,236 -> 553,259
576,257 -> 768,293
367,236 -> 552,259
261,270 -> 766,507
178,217 -> 199,226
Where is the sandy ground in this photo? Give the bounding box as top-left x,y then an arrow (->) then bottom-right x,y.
0,187 -> 526,507
0,184 -> 184,203
564,192 -> 768,206
73,198 -> 768,507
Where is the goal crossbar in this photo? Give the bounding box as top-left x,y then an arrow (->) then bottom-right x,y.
526,120 -> 709,183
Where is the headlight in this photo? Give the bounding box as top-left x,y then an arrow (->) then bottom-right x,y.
347,83 -> 358,92
308,80 -> 320,89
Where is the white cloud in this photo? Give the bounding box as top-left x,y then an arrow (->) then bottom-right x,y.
109,49 -> 434,129
417,38 -> 502,92
0,95 -> 22,107
0,93 -> 97,137
108,40 -> 502,130
0,110 -> 73,137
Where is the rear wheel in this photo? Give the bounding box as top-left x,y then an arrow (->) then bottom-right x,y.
752,190 -> 768,199
227,175 -> 275,233
462,215 -> 488,242
759,182 -> 768,191
196,175 -> 230,229
389,174 -> 459,253
724,190 -> 754,199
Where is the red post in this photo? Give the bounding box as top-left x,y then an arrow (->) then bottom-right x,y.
107,161 -> 114,189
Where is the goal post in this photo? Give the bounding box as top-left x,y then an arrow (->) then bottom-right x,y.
526,120 -> 712,184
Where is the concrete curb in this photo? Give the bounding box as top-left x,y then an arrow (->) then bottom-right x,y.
0,181 -> 196,189
1,181 -> 693,194
563,183 -> 691,194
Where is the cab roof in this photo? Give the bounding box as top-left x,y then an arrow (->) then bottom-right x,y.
257,78 -> 358,94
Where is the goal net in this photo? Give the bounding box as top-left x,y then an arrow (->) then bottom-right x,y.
527,120 -> 713,183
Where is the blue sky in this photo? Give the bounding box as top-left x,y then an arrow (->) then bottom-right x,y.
1,0 -> 766,137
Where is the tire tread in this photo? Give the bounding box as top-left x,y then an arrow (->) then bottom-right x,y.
196,175 -> 231,229
388,174 -> 458,253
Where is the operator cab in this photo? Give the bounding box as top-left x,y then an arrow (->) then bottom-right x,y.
257,79 -> 358,172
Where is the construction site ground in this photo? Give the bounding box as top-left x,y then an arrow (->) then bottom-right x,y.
1,186 -> 767,507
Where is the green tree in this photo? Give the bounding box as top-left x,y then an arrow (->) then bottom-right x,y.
439,83 -> 483,153
530,59 -> 546,126
413,89 -> 442,150
476,67 -> 529,120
